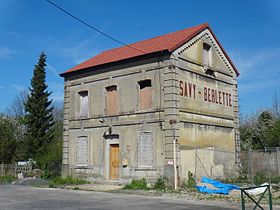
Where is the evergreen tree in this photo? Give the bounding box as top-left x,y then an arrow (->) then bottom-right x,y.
24,52 -> 54,159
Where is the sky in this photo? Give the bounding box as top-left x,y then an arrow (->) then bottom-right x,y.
0,0 -> 279,115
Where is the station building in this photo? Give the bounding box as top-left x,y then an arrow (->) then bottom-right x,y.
60,23 -> 240,185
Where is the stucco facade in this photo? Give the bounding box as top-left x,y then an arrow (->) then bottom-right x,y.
60,24 -> 240,185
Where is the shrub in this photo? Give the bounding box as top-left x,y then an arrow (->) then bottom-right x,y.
153,177 -> 167,190
253,172 -> 268,185
0,175 -> 17,184
48,176 -> 88,188
123,178 -> 148,190
185,171 -> 196,189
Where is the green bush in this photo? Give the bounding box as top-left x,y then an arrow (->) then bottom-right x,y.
0,176 -> 17,184
153,177 -> 167,190
253,172 -> 268,185
123,178 -> 148,190
184,171 -> 196,189
48,176 -> 88,188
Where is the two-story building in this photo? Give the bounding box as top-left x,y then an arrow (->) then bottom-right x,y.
60,23 -> 240,185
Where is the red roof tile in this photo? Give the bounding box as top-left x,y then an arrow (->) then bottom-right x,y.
61,23 -> 239,76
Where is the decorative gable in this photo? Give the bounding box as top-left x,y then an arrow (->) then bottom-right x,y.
174,29 -> 236,77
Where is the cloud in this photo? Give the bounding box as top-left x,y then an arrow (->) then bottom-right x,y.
10,84 -> 25,92
49,38 -> 99,65
0,47 -> 14,59
47,63 -> 59,76
48,82 -> 64,103
239,78 -> 280,95
230,48 -> 280,78
230,48 -> 280,95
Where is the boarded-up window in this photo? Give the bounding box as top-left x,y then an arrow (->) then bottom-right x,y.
138,132 -> 153,167
138,80 -> 152,110
76,136 -> 88,166
79,91 -> 88,118
106,85 -> 118,115
202,43 -> 212,66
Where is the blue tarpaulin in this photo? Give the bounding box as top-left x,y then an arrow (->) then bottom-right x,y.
196,177 -> 240,195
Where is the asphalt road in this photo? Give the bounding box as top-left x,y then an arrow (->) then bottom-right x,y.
0,185 -> 239,210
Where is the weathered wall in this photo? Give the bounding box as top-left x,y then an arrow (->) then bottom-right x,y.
62,28 -> 240,184
62,56 -> 169,182
172,29 -> 240,180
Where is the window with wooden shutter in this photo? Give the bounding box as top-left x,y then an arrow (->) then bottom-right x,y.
76,136 -> 88,166
138,132 -> 153,167
79,91 -> 88,118
106,85 -> 118,115
138,80 -> 152,110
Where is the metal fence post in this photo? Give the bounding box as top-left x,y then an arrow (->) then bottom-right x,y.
268,184 -> 273,210
1,163 -> 3,176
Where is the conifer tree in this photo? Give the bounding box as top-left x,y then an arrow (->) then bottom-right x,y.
24,52 -> 54,159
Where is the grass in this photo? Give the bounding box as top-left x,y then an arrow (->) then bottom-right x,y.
0,175 -> 17,184
48,176 -> 89,188
123,178 -> 148,190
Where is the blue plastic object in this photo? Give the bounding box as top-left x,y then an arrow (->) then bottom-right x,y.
196,177 -> 240,195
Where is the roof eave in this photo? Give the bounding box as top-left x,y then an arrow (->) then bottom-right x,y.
60,49 -> 171,78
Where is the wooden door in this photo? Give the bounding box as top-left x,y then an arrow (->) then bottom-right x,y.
109,144 -> 119,180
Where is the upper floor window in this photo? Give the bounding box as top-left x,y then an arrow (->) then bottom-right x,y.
138,79 -> 152,110
106,85 -> 118,115
202,43 -> 212,67
79,91 -> 88,118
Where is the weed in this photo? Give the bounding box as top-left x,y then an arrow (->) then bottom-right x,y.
0,176 -> 17,184
184,171 -> 196,189
123,178 -> 148,190
253,172 -> 268,185
48,176 -> 89,188
153,177 -> 167,190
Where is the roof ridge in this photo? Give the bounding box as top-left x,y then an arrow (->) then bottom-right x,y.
100,23 -> 209,55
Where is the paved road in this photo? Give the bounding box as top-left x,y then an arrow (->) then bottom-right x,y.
0,185 -> 239,210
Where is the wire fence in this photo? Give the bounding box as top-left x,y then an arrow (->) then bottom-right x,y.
184,147 -> 280,183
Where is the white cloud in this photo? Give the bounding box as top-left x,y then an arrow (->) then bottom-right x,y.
48,82 -> 64,103
49,39 -> 99,65
10,84 -> 25,92
47,63 -> 59,76
239,78 -> 280,95
230,48 -> 280,79
0,47 -> 14,59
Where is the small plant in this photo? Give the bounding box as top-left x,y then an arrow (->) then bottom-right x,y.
253,172 -> 268,185
153,177 -> 167,190
48,176 -> 89,188
123,178 -> 148,190
185,171 -> 196,189
0,175 -> 17,184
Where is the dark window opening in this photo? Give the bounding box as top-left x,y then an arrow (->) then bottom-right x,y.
138,80 -> 151,89
205,68 -> 215,77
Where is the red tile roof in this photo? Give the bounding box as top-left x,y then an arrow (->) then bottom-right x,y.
61,23 -> 239,76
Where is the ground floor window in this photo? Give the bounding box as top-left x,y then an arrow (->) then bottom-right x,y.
138,132 -> 153,167
76,136 -> 88,166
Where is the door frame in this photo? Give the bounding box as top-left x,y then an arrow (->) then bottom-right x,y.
104,136 -> 119,180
